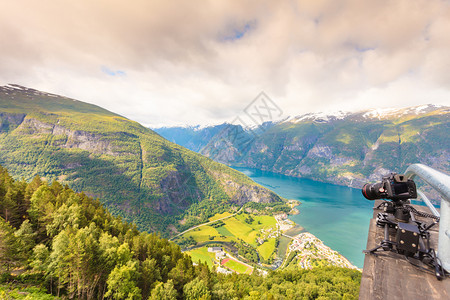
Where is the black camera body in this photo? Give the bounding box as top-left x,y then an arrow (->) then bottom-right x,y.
362,173 -> 417,201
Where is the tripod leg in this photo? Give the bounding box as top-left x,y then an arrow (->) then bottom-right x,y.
364,224 -> 393,254
363,244 -> 385,254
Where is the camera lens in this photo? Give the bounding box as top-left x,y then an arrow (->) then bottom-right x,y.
362,182 -> 383,200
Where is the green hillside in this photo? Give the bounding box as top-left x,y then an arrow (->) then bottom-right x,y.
0,165 -> 361,299
0,85 -> 283,236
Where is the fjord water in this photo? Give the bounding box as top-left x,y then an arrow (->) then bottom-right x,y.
234,167 -> 373,268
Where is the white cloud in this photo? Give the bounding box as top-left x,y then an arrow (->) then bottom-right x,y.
0,0 -> 449,126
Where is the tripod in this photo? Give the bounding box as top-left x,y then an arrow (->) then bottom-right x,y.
364,200 -> 447,280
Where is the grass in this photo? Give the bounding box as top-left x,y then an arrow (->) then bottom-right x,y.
186,247 -> 216,269
184,226 -> 224,243
0,285 -> 56,299
277,236 -> 291,260
216,225 -> 233,237
253,215 -> 277,228
257,238 -> 276,260
223,217 -> 255,244
208,211 -> 232,222
222,259 -> 252,274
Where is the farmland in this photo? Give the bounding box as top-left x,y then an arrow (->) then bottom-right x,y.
176,211 -> 280,267
208,211 -> 232,222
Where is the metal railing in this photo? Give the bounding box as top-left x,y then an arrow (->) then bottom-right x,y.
405,164 -> 450,272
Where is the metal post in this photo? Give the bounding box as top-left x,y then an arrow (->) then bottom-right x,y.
405,163 -> 450,272
439,200 -> 450,272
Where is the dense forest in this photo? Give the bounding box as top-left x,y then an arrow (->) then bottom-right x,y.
0,164 -> 361,299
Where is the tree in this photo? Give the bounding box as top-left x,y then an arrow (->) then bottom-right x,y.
14,219 -> 36,259
48,228 -> 71,297
29,185 -> 56,235
139,258 -> 161,299
25,175 -> 43,201
149,280 -> 177,300
183,277 -> 211,300
105,260 -> 142,300
30,244 -> 50,273
0,217 -> 20,272
46,203 -> 84,237
1,187 -> 17,223
168,256 -> 195,293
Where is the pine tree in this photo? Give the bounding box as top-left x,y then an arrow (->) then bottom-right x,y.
0,217 -> 20,272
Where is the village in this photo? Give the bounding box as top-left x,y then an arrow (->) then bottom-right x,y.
285,232 -> 358,270
274,213 -> 358,270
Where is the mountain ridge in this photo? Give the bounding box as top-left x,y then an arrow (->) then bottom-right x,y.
155,104 -> 450,190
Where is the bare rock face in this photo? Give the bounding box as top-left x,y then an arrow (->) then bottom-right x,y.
307,144 -> 333,159
64,130 -> 115,155
156,170 -> 202,214
230,184 -> 278,206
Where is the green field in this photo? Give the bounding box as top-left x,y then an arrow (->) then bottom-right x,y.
186,247 -> 216,268
258,238 -> 277,260
223,259 -> 252,274
223,217 -> 255,244
277,235 -> 291,260
184,226 -> 226,243
216,225 -> 233,237
236,214 -> 277,229
209,211 -> 232,221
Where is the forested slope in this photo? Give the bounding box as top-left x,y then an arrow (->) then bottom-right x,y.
0,165 -> 361,299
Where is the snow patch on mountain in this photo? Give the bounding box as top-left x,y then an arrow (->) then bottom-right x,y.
362,104 -> 445,119
281,111 -> 350,124
279,104 -> 447,124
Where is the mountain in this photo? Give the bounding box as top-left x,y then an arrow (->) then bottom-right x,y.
0,84 -> 283,235
154,124 -> 229,152
156,105 -> 450,188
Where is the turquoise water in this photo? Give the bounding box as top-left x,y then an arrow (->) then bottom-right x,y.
234,167 -> 374,268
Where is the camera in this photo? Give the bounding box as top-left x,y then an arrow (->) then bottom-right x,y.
362,173 -> 417,201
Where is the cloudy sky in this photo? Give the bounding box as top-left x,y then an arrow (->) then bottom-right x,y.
1,0 -> 450,126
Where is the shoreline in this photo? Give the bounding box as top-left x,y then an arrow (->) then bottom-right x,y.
281,208 -> 360,271
285,231 -> 360,271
